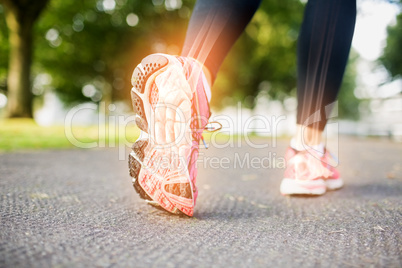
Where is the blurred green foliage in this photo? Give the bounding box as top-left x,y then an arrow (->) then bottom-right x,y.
33,0 -> 194,105
0,0 -> 360,119
338,49 -> 359,120
380,11 -> 402,80
0,4 -> 9,93
213,0 -> 303,109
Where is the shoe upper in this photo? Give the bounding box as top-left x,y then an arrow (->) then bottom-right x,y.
177,56 -> 211,205
322,150 -> 340,180
284,147 -> 335,181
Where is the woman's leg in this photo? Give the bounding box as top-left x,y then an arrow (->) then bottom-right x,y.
129,0 -> 261,215
281,0 -> 356,195
295,0 -> 356,148
181,0 -> 262,85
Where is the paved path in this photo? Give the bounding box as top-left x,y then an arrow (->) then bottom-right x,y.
0,136 -> 401,267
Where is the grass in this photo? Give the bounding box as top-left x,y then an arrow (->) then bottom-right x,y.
0,119 -> 141,152
0,119 -> 286,152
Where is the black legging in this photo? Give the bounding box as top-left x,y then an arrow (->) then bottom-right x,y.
181,0 -> 356,131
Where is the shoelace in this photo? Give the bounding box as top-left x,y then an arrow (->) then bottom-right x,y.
200,121 -> 222,149
177,56 -> 222,149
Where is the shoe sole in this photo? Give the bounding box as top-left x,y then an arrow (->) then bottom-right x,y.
128,54 -> 195,216
325,178 -> 344,190
280,178 -> 326,195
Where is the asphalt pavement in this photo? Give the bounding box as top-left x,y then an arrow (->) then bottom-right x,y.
0,136 -> 401,267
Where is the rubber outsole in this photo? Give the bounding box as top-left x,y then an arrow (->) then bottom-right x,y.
128,140 -> 152,201
280,178 -> 326,195
325,178 -> 344,190
128,54 -> 194,216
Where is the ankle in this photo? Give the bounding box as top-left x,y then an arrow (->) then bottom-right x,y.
202,65 -> 213,88
292,124 -> 323,150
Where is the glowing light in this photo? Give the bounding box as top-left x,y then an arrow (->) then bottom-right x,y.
126,13 -> 139,27
82,84 -> 97,98
165,0 -> 182,11
45,29 -> 59,42
102,0 -> 116,11
45,28 -> 62,47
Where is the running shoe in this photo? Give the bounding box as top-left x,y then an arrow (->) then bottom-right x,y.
280,147 -> 339,195
128,53 -> 211,216
322,150 -> 343,190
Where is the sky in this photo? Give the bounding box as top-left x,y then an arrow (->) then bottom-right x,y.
352,0 -> 402,101
353,0 -> 401,61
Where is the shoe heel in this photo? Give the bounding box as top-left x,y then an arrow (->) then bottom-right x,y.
128,139 -> 152,201
131,54 -> 169,93
130,54 -> 169,133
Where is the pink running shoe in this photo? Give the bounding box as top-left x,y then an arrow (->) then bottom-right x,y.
280,147 -> 341,195
128,53 -> 211,216
322,150 -> 344,190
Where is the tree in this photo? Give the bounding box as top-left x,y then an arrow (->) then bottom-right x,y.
0,5 -> 9,96
26,0 -> 306,111
213,0 -> 359,120
1,0 -> 50,118
1,0 -> 194,114
33,0 -> 193,109
0,0 -> 358,120
212,0 -> 304,109
380,11 -> 402,80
